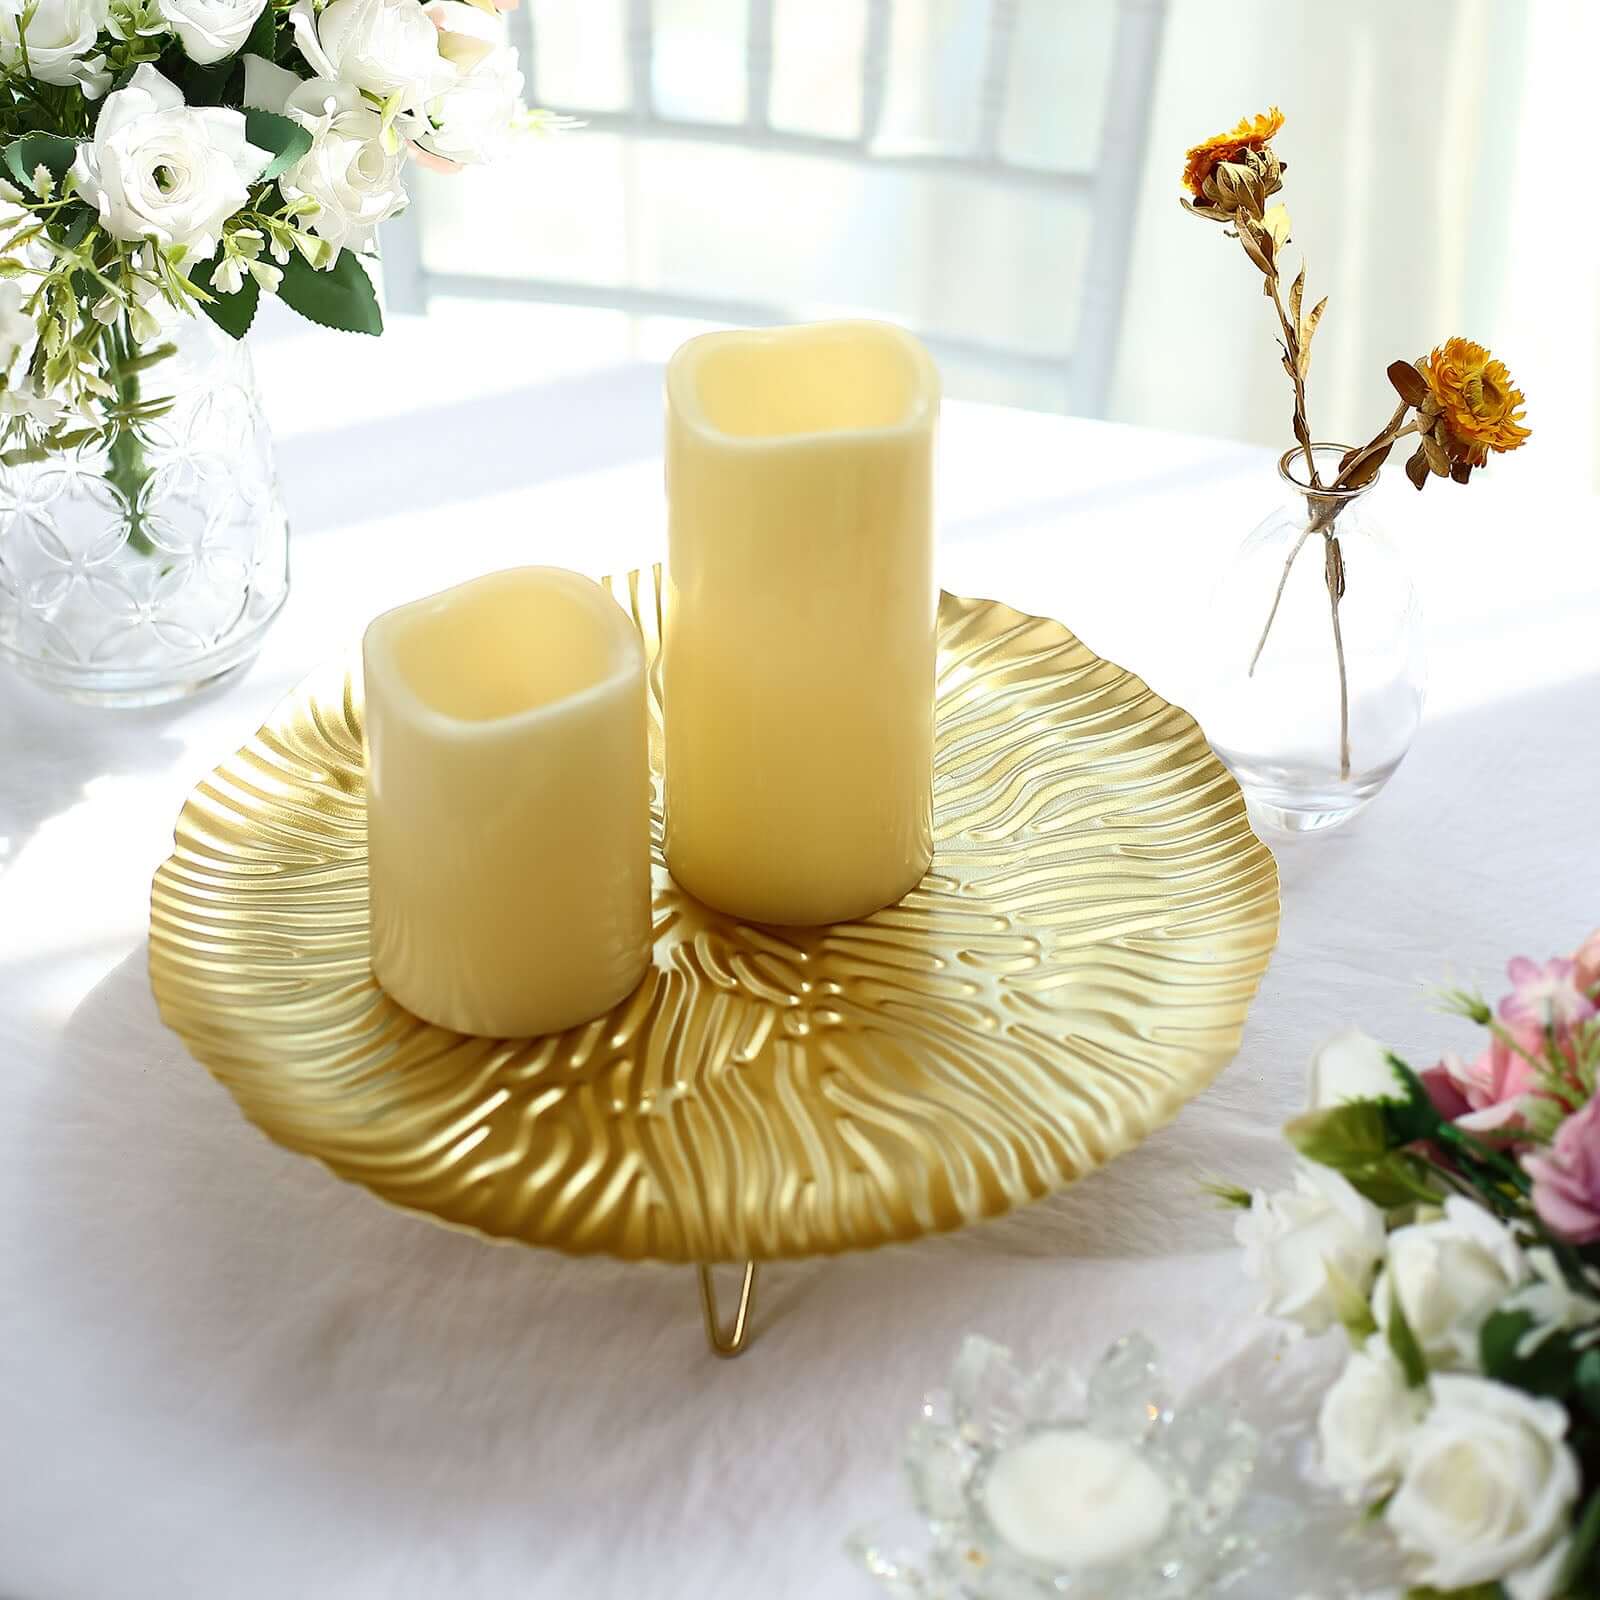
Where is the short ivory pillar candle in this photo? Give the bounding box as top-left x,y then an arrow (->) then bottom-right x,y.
363,567 -> 652,1037
981,1429 -> 1173,1569
664,320 -> 940,926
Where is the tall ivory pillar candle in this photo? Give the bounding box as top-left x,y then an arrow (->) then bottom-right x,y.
363,567 -> 652,1037
664,320 -> 939,925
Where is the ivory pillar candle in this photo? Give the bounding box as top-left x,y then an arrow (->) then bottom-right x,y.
664,320 -> 939,926
363,567 -> 652,1037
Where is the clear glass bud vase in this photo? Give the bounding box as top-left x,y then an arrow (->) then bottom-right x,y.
0,313 -> 288,706
1203,444 -> 1425,833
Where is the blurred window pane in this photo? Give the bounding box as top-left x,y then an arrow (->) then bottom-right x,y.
653,0 -> 747,123
999,0 -> 1117,171
531,0 -> 627,110
418,134 -> 631,286
877,0 -> 991,155
419,137 -> 1085,363
769,0 -> 867,139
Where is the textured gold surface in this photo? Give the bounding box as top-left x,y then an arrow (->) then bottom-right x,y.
149,568 -> 1280,1262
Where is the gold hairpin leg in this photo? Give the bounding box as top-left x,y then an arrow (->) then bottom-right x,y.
698,1262 -> 758,1358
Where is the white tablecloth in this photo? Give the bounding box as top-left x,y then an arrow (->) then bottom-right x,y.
3,312 -> 1597,1599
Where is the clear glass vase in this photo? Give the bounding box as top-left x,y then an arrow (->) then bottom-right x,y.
0,313 -> 288,706
1203,444 -> 1425,833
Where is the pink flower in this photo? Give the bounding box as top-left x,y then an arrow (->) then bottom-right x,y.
1421,1062 -> 1472,1121
1574,928 -> 1600,1000
1436,1026 -> 1547,1132
1527,1096 -> 1600,1243
1501,956 -> 1596,1031
406,140 -> 463,174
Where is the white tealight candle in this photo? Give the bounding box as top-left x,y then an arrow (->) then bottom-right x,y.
981,1429 -> 1172,1569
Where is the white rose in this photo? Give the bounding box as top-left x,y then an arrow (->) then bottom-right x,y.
156,0 -> 268,65
1506,1539 -> 1572,1600
0,261 -> 48,423
423,0 -> 494,71
1289,1593 -> 1403,1600
0,374 -> 63,427
1505,1247 -> 1600,1357
0,280 -> 34,377
72,65 -> 270,257
1309,1026 -> 1403,1109
1374,1197 -> 1529,1370
1387,1374 -> 1577,1592
245,56 -> 408,256
291,0 -> 445,117
1235,1160 -> 1386,1335
1317,1338 -> 1425,1492
413,0 -> 521,165
0,0 -> 109,94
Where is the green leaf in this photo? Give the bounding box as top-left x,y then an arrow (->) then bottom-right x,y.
1,132 -> 78,190
1403,1586 -> 1506,1600
1386,1285 -> 1429,1389
1285,1101 -> 1436,1207
111,339 -> 178,377
1576,1348 -> 1600,1420
241,2 -> 277,60
1326,1258 -> 1379,1342
1560,1490 -> 1600,1595
1289,1102 -> 1392,1168
60,208 -> 94,249
1479,1308 -> 1574,1398
274,247 -> 382,336
1381,1053 -> 1449,1147
243,109 -> 312,183
169,55 -> 234,108
1364,1488 -> 1395,1524
188,254 -> 260,340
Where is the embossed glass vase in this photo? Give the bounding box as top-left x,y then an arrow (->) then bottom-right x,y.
1202,444 -> 1425,833
0,314 -> 288,706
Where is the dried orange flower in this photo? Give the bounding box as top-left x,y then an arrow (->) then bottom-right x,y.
1418,338 -> 1531,472
1182,108 -> 1285,204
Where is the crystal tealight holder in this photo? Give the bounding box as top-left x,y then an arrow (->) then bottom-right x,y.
847,1334 -> 1271,1599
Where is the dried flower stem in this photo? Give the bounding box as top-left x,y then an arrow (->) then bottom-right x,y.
1246,494 -> 1343,678
1338,405 -> 1413,488
1267,276 -> 1321,490
1247,408 -> 1421,682
1184,109 -> 1533,794
1325,536 -> 1350,780
1247,526 -> 1313,678
1314,410 -> 1420,780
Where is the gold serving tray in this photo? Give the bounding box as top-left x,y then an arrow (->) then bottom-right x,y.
150,567 -> 1279,1264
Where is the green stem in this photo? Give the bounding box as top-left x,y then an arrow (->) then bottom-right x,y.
1325,533 -> 1351,780
1388,1155 -> 1450,1206
1435,1119 -> 1534,1196
102,318 -> 156,555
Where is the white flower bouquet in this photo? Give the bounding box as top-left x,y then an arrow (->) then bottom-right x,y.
0,0 -> 532,463
1228,930 -> 1600,1600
